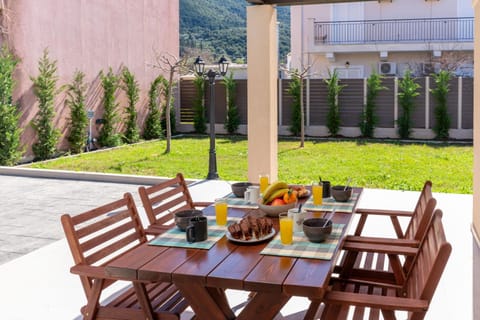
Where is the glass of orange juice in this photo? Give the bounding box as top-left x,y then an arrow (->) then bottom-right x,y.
214,199 -> 228,225
279,212 -> 293,245
312,183 -> 323,206
259,173 -> 269,194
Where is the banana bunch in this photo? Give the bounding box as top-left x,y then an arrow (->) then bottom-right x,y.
262,181 -> 289,204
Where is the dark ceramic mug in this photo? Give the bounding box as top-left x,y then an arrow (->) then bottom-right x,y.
322,181 -> 331,198
186,216 -> 208,243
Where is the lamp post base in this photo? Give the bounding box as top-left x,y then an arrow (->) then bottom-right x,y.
207,150 -> 219,180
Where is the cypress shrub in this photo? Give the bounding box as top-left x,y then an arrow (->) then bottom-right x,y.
66,70 -> 88,154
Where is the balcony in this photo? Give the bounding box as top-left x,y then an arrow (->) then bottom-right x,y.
314,17 -> 474,45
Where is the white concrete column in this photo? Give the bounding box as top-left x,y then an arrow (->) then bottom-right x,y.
247,5 -> 278,183
473,1 -> 480,318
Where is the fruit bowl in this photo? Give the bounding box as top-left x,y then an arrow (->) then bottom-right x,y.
257,200 -> 296,217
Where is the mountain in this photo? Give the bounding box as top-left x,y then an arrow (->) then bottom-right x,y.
180,0 -> 290,64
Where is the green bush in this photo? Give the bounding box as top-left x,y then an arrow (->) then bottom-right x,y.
31,49 -> 60,160
0,45 -> 22,165
143,75 -> 163,140
397,70 -> 420,139
160,76 -> 176,136
66,70 -> 88,154
431,70 -> 452,140
287,70 -> 301,136
121,67 -> 140,144
223,72 -> 240,134
325,69 -> 345,136
97,68 -> 121,147
193,74 -> 207,134
360,71 -> 386,138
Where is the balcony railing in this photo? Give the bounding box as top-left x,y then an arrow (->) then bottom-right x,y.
314,17 -> 473,45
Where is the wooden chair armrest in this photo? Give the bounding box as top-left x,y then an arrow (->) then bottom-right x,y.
342,241 -> 418,256
70,264 -> 107,278
345,235 -> 420,247
324,291 -> 429,312
333,274 -> 401,289
355,208 -> 413,217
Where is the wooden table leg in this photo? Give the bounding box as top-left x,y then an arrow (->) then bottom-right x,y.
133,282 -> 155,320
174,281 -> 234,320
236,291 -> 290,320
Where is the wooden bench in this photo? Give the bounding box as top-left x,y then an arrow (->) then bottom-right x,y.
139,172 -> 211,236
317,209 -> 451,320
61,192 -> 189,320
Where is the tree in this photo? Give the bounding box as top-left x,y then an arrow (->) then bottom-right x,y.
0,45 -> 22,165
143,75 -> 164,140
160,76 -> 176,136
97,68 -> 121,147
287,70 -> 301,137
431,70 -> 452,140
149,52 -> 189,154
283,62 -> 314,147
121,67 -> 140,144
360,71 -> 387,138
223,72 -> 240,134
193,73 -> 207,134
397,70 -> 421,139
325,69 -> 346,137
66,70 -> 88,154
31,49 -> 60,160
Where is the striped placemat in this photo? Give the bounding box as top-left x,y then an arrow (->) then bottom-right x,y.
219,193 -> 259,209
260,224 -> 345,260
149,217 -> 242,250
302,193 -> 359,213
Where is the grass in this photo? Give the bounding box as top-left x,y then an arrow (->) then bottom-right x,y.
26,136 -> 473,194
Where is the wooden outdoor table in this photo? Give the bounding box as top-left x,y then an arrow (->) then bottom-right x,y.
106,188 -> 363,320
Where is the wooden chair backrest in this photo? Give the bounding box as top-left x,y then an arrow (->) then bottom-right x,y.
61,193 -> 146,297
404,209 -> 451,310
404,181 -> 436,241
139,172 -> 195,228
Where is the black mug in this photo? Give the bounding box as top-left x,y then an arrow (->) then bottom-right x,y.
322,181 -> 331,198
186,216 -> 208,243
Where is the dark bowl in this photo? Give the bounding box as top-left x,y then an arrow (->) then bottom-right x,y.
174,209 -> 203,231
303,218 -> 333,243
231,182 -> 253,198
331,186 -> 353,202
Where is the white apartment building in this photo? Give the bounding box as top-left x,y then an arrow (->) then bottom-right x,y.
289,0 -> 473,78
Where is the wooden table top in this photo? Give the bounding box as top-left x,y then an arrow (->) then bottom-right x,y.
105,188 -> 363,320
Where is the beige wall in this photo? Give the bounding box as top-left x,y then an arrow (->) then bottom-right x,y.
7,0 -> 179,156
290,0 -> 474,76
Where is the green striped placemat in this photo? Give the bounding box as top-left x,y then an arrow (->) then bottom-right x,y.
219,193 -> 259,209
302,193 -> 359,213
260,224 -> 345,260
149,217 -> 241,250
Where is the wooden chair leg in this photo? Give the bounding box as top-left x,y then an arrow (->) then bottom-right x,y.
84,278 -> 104,320
304,299 -> 321,320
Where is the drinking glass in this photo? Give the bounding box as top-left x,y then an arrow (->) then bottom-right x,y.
259,173 -> 269,194
279,212 -> 293,245
214,199 -> 228,225
312,183 -> 323,206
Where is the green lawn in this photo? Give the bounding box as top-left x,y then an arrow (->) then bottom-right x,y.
27,136 -> 473,194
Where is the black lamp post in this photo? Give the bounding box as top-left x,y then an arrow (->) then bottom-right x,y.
194,56 -> 229,180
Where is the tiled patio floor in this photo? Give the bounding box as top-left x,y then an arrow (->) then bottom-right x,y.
0,171 -> 472,319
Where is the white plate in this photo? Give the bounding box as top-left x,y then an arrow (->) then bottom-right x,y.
226,228 -> 276,244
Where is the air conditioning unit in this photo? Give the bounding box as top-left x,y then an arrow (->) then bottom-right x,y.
378,62 -> 396,75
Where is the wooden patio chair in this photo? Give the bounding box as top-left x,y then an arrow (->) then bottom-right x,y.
305,182 -> 437,319
317,209 -> 451,320
352,180 -> 434,238
61,192 -> 189,320
139,172 -> 212,236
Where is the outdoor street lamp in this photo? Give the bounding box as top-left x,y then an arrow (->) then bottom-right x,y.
194,56 -> 229,180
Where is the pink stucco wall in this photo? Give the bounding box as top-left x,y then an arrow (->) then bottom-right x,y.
7,0 -> 179,157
